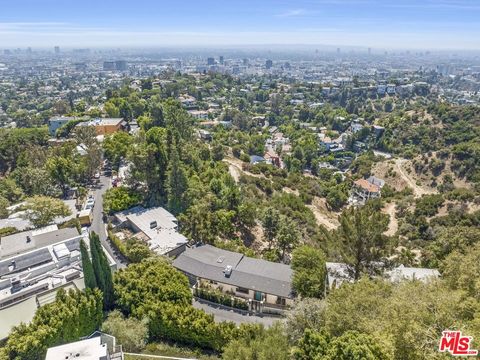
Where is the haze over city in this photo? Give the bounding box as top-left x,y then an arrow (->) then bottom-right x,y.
1,1 -> 480,360
1,0 -> 480,49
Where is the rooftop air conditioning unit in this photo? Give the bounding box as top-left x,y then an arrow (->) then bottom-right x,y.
149,221 -> 157,229
223,265 -> 232,277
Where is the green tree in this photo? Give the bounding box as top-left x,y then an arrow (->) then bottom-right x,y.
0,195 -> 9,218
101,310 -> 148,352
103,131 -> 133,169
22,196 -> 71,227
46,151 -> 75,198
126,241 -> 152,263
1,288 -> 102,360
103,186 -> 142,214
291,246 -> 327,298
293,329 -> 329,360
166,145 -> 188,214
80,239 -> 97,289
322,205 -> 389,279
262,207 -> 280,249
113,258 -> 192,317
222,323 -> 291,360
277,216 -> 300,260
324,331 -> 391,360
0,177 -> 24,203
89,231 -> 114,310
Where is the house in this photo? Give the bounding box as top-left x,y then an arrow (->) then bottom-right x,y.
188,110 -> 209,120
386,84 -> 396,95
0,199 -> 79,232
178,95 -> 197,109
76,118 -> 124,136
325,262 -> 440,291
45,333 -> 123,360
264,149 -> 281,167
377,84 -> 387,95
350,122 -> 364,134
250,155 -> 266,165
197,129 -> 212,141
173,244 -> 294,313
0,226 -> 115,339
320,134 -> 345,153
112,206 -> 188,257
351,176 -> 385,204
48,116 -> 75,136
385,265 -> 440,283
373,125 -> 385,137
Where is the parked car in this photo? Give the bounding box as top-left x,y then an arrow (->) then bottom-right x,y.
85,198 -> 95,210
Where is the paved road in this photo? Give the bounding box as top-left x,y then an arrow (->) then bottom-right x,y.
192,298 -> 280,327
89,175 -> 127,269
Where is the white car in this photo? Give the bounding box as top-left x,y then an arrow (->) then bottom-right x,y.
85,198 -> 95,210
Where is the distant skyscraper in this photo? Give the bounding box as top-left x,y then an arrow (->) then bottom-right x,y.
103,61 -> 116,71
368,47 -> 372,55
26,47 -> 32,54
265,59 -> 273,69
115,60 -> 127,71
54,46 -> 60,54
207,57 -> 215,65
243,58 -> 248,66
337,48 -> 341,54
219,55 -> 224,65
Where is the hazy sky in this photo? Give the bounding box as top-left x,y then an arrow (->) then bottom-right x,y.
0,0 -> 479,49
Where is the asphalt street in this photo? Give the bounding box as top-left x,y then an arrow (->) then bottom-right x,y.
89,175 -> 127,269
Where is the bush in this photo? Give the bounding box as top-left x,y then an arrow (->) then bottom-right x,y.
1,289 -> 103,360
103,186 -> 142,214
239,153 -> 250,163
101,310 -> 148,352
194,287 -> 248,311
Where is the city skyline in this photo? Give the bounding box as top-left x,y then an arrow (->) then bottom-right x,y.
0,0 -> 479,50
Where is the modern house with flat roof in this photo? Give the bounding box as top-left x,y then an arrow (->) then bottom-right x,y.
325,262 -> 440,294
0,226 -> 116,339
48,116 -> 75,136
173,244 -> 294,313
112,206 -> 188,257
45,332 -> 123,360
76,118 -> 125,136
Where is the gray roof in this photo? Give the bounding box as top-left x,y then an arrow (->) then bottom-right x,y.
114,206 -> 187,255
173,245 -> 293,298
0,248 -> 52,277
0,227 -> 81,260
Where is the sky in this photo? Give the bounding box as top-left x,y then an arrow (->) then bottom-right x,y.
0,0 -> 479,50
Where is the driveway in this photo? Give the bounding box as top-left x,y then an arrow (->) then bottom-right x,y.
192,298 -> 280,327
89,175 -> 127,269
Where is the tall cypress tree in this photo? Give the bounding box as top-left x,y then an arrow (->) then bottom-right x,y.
89,231 -> 114,310
166,143 -> 188,215
98,243 -> 114,310
80,239 -> 97,289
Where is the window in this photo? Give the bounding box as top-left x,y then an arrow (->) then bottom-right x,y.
236,287 -> 249,294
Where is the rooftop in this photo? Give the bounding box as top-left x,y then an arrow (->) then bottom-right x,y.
114,206 -> 187,255
354,178 -> 381,193
45,337 -> 108,360
0,226 -> 81,260
173,244 -> 293,298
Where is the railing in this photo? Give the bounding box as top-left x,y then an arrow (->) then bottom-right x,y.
109,345 -> 124,360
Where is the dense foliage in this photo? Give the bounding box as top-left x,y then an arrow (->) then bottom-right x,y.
0,289 -> 103,360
